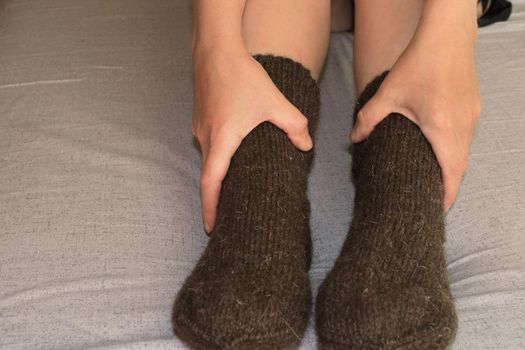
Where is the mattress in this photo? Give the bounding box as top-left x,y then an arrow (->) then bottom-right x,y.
1,1 -> 524,349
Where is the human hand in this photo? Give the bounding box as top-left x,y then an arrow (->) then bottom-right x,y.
350,21 -> 481,212
192,48 -> 314,234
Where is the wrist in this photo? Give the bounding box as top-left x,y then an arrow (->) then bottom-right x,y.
191,0 -> 247,59
192,41 -> 250,71
419,0 -> 478,47
192,35 -> 247,59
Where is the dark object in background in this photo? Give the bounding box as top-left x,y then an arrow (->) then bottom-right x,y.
478,0 -> 512,27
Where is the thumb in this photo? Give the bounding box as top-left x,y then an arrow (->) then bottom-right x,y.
350,91 -> 394,143
267,104 -> 313,151
199,133 -> 242,235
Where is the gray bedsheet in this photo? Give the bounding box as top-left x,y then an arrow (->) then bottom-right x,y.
1,1 -> 524,349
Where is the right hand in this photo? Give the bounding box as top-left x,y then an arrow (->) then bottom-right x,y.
192,48 -> 314,235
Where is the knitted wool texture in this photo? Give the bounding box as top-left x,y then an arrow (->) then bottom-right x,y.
314,71 -> 458,350
172,54 -> 320,350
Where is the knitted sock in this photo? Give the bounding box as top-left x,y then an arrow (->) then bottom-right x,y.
172,54 -> 320,350
314,71 -> 457,350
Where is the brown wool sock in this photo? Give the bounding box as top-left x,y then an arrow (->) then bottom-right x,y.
172,54 -> 320,350
314,71 -> 457,350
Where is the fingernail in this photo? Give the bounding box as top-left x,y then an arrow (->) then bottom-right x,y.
203,221 -> 211,234
307,137 -> 314,150
350,130 -> 356,143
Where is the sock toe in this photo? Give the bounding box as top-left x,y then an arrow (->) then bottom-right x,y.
173,260 -> 312,349
316,281 -> 457,349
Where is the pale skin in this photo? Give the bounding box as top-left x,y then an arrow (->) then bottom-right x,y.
192,0 -> 481,235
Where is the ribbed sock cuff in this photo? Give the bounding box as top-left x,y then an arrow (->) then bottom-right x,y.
252,54 -> 320,137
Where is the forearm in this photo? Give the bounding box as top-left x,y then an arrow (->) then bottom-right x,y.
415,0 -> 478,49
192,0 -> 248,58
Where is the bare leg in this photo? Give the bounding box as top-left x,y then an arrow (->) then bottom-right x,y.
353,0 -> 425,94
242,0 -> 331,81
315,2 -> 460,349
172,2 -> 331,349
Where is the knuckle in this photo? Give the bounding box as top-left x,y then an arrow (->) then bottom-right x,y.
356,109 -> 369,127
191,117 -> 200,137
191,124 -> 199,138
357,109 -> 366,122
192,118 -> 212,142
298,116 -> 309,130
291,116 -> 308,134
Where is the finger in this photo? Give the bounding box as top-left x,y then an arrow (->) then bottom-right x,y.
267,104 -> 313,151
350,91 -> 394,143
443,135 -> 469,212
443,168 -> 462,213
200,133 -> 242,235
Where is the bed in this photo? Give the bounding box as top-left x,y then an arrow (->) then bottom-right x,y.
1,1 -> 524,349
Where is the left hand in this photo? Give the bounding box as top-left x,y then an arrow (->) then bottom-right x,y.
350,20 -> 481,213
